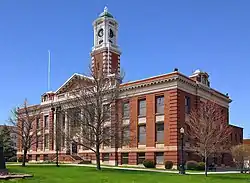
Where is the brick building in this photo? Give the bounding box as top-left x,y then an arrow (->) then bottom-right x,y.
17,7 -> 243,167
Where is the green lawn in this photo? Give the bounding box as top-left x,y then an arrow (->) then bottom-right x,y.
3,165 -> 250,183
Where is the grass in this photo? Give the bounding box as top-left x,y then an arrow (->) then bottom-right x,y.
3,165 -> 250,183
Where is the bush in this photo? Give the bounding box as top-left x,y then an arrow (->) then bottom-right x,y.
186,160 -> 198,170
143,160 -> 155,168
196,162 -> 205,171
78,160 -> 92,164
8,156 -> 17,162
165,161 -> 173,169
18,156 -> 28,163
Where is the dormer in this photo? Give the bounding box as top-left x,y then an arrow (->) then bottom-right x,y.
190,69 -> 210,87
41,91 -> 55,103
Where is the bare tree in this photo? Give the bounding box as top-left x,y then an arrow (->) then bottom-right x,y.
58,70 -> 130,170
186,101 -> 232,176
231,144 -> 250,173
8,99 -> 42,166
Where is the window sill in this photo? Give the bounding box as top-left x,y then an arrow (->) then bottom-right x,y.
155,113 -> 164,116
138,115 -> 146,118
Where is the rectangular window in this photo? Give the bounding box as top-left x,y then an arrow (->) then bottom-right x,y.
156,96 -> 164,114
44,115 -> 49,129
138,125 -> 146,144
103,104 -> 111,120
155,152 -> 164,164
138,99 -> 146,116
44,154 -> 49,161
185,96 -> 191,114
62,114 -> 65,129
44,134 -> 49,149
28,155 -> 32,161
123,102 -> 130,118
36,135 -> 39,149
123,128 -> 130,146
36,117 -> 40,130
102,153 -> 109,162
156,122 -> 164,143
137,152 -> 145,164
121,153 -> 129,164
36,155 -> 40,161
62,133 -> 65,147
103,127 -> 111,146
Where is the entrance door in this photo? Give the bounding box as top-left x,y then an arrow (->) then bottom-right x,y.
72,142 -> 77,155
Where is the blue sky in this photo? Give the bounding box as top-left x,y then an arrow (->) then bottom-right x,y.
0,0 -> 249,137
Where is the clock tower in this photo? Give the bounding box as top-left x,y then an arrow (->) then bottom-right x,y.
91,7 -> 121,77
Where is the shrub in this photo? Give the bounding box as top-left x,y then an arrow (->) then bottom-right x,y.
143,160 -> 155,168
165,161 -> 173,169
78,160 -> 92,164
186,160 -> 198,170
18,156 -> 28,163
8,156 -> 17,162
196,162 -> 205,171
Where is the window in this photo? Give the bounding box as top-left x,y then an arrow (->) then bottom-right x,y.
138,99 -> 146,116
62,114 -> 65,129
123,128 -> 130,146
156,96 -> 164,114
155,152 -> 164,164
235,134 -> 237,143
185,96 -> 191,114
28,155 -> 32,161
102,153 -> 109,162
44,115 -> 49,129
156,123 -> 164,143
103,104 -> 110,120
36,155 -> 40,161
73,109 -> 81,127
36,135 -> 39,149
138,125 -> 146,144
44,134 -> 49,149
137,152 -> 145,164
62,133 -> 65,147
44,154 -> 49,161
123,102 -> 130,118
121,153 -> 129,164
103,127 -> 111,146
36,118 -> 40,129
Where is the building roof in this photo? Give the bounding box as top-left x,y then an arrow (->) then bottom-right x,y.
99,7 -> 114,18
55,73 -> 93,94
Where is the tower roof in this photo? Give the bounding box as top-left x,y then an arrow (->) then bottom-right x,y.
99,6 -> 113,18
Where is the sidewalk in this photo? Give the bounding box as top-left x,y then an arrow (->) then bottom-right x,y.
7,163 -> 242,175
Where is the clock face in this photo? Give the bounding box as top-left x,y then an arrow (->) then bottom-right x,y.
98,28 -> 103,37
109,29 -> 114,38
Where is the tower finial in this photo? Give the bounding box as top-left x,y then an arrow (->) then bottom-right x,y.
104,6 -> 108,12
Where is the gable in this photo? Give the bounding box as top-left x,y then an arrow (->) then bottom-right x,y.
55,73 -> 93,94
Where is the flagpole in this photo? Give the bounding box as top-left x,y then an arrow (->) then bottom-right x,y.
48,50 -> 51,91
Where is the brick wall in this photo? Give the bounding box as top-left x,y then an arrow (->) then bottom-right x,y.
146,94 -> 155,147
129,97 -> 138,148
49,110 -> 54,150
39,113 -> 44,151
